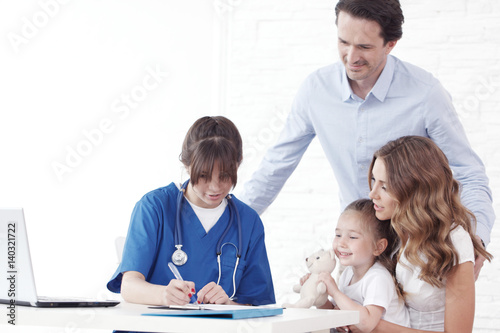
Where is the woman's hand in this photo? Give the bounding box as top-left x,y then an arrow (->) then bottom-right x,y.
121,271 -> 195,306
196,282 -> 230,304
163,279 -> 196,305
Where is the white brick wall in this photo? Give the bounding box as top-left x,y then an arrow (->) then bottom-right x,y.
225,0 -> 500,331
0,1 -> 497,331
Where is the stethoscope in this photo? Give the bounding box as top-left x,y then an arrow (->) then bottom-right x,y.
172,180 -> 242,299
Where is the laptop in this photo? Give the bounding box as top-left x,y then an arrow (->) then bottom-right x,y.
0,208 -> 119,307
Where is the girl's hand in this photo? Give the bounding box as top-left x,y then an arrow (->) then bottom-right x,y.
317,272 -> 339,296
196,282 -> 230,304
164,279 -> 196,305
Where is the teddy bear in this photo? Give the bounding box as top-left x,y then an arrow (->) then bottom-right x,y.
282,248 -> 337,308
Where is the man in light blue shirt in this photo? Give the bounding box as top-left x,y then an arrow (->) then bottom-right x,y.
240,0 -> 494,277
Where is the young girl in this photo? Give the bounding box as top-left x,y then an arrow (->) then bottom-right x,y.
317,199 -> 410,332
107,116 -> 275,306
368,135 -> 492,332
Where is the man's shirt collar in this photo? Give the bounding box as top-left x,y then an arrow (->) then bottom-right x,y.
341,55 -> 395,102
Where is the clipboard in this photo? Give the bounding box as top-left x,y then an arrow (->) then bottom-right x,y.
143,304 -> 283,320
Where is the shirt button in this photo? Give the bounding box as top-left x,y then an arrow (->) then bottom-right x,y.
358,137 -> 364,143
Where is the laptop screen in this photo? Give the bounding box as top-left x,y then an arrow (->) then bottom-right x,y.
0,208 -> 40,306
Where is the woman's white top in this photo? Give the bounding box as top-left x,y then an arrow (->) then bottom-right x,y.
396,225 -> 475,331
185,197 -> 227,233
176,182 -> 228,233
339,261 -> 410,327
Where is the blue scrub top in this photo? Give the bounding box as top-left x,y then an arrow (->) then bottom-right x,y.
107,182 -> 275,306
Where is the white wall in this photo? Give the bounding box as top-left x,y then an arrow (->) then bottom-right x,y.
224,0 -> 500,331
1,0 -> 499,332
0,0 -> 218,302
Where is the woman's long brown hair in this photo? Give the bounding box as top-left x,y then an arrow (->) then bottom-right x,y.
369,136 -> 492,287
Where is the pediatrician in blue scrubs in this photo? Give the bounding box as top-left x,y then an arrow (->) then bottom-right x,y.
107,116 -> 275,306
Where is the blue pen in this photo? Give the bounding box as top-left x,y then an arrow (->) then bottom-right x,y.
168,262 -> 197,304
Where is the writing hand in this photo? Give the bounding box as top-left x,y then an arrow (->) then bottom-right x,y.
164,279 -> 196,305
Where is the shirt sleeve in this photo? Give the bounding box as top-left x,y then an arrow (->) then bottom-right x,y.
239,78 -> 316,215
107,196 -> 163,293
423,81 -> 495,245
361,269 -> 396,311
451,226 -> 475,265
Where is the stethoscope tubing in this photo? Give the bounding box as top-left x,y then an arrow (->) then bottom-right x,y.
175,180 -> 242,257
173,179 -> 242,299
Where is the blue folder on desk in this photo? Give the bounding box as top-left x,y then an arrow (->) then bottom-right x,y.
143,305 -> 283,320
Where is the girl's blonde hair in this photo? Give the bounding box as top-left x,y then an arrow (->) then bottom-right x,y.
369,136 -> 492,287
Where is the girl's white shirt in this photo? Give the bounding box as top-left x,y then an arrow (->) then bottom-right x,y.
396,225 -> 475,331
338,261 -> 410,327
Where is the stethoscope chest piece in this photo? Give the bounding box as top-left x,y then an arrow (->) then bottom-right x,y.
172,245 -> 188,266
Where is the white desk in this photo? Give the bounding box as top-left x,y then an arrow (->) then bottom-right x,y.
8,302 -> 359,333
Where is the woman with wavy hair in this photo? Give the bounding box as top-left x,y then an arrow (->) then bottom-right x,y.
367,136 -> 492,332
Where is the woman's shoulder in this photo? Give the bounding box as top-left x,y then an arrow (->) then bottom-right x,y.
132,183 -> 179,215
450,225 -> 475,264
139,182 -> 178,203
450,224 -> 470,239
366,261 -> 393,279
